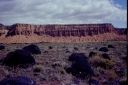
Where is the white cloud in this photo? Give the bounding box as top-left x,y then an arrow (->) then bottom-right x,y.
0,0 -> 127,27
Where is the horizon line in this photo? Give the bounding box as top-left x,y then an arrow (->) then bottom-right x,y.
0,22 -> 127,28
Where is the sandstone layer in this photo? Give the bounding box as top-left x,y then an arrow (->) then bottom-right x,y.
0,23 -> 127,43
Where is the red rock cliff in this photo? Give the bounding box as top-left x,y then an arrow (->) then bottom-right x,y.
6,23 -> 117,37
0,23 -> 126,43
0,24 -> 8,36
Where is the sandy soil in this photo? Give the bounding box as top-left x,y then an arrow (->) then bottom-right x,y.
0,41 -> 127,85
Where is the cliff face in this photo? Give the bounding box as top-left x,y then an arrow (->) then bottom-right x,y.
6,23 -> 117,37
115,28 -> 127,35
0,23 -> 126,43
0,24 -> 8,36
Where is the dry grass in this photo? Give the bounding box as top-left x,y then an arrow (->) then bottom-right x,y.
0,41 -> 127,85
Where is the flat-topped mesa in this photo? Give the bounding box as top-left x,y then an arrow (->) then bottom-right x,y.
6,23 -> 117,37
115,28 -> 127,35
7,23 -> 34,36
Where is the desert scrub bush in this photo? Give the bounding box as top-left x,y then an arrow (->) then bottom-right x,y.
43,50 -> 48,53
108,45 -> 115,48
74,47 -> 79,51
0,76 -> 36,85
35,57 -> 44,65
0,67 -> 9,80
53,66 -> 66,75
33,65 -> 43,73
66,53 -> 94,79
89,53 -> 102,62
89,51 -> 97,57
105,60 -> 115,67
115,67 -> 126,77
48,46 -> 53,49
1,49 -> 35,68
23,44 -> 41,54
101,53 -> 111,60
90,54 -> 115,69
65,49 -> 70,53
99,47 -> 109,52
0,45 -> 5,50
105,70 -> 118,79
52,62 -> 61,68
65,50 -> 70,53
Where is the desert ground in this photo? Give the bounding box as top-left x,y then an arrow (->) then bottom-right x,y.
0,41 -> 127,85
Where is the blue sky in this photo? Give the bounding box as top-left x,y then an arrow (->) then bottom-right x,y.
0,0 -> 127,28
114,0 -> 127,9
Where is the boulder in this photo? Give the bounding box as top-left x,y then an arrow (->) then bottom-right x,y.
99,47 -> 108,52
66,53 -> 94,79
0,45 -> 5,50
89,51 -> 97,57
48,46 -> 53,49
2,49 -> 35,68
0,76 -> 36,85
74,47 -> 79,51
23,44 -> 41,54
108,45 -> 115,48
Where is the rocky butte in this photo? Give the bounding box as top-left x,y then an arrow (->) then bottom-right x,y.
0,23 -> 127,43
